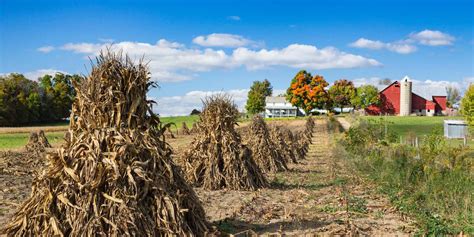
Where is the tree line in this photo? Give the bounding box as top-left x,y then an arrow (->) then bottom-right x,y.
0,73 -> 79,126
245,70 -> 379,115
245,70 -> 468,118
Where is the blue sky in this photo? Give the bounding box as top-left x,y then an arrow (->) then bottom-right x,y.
1,0 -> 473,115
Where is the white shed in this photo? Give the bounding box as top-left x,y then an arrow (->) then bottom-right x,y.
444,120 -> 468,139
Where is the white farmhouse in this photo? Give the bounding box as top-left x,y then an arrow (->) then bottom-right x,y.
264,96 -> 303,118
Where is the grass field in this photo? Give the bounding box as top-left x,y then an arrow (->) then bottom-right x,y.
0,131 -> 66,150
359,116 -> 471,146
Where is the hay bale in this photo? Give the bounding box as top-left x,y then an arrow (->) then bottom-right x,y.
181,122 -> 190,135
182,95 -> 267,190
246,115 -> 288,173
2,51 -> 209,236
269,125 -> 297,164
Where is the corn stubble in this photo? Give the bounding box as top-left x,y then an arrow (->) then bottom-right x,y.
2,51 -> 209,236
246,115 -> 288,173
182,95 -> 267,190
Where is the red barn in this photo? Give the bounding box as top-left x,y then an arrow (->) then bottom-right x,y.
366,76 -> 447,116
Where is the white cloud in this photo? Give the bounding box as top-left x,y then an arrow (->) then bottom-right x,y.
61,43 -> 104,54
59,38 -> 381,82
1,69 -> 68,81
350,29 -> 454,54
385,43 -> 417,54
353,76 -> 467,98
350,38 -> 417,54
154,88 -> 287,116
233,44 -> 381,70
24,69 -> 68,80
192,33 -> 256,48
227,16 -> 241,21
37,46 -> 55,53
464,77 -> 474,88
409,30 -> 455,46
350,38 -> 385,50
154,89 -> 249,116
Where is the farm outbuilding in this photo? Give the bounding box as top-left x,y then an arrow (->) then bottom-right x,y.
366,76 -> 447,116
444,120 -> 468,139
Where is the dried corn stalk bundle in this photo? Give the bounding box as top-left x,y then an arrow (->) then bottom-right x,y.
2,51 -> 208,236
24,131 -> 51,153
269,125 -> 297,164
38,130 -> 52,148
294,132 -> 310,159
183,94 -> 267,190
281,127 -> 301,159
164,126 -> 176,138
246,115 -> 288,173
190,122 -> 199,134
305,116 -> 316,139
294,116 -> 316,159
181,122 -> 190,135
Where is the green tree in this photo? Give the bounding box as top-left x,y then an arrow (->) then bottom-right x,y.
39,73 -> 78,121
446,86 -> 461,108
350,85 -> 380,110
460,84 -> 474,128
328,79 -> 356,113
286,70 -> 329,114
0,72 -> 79,126
245,79 -> 273,114
0,73 -> 40,125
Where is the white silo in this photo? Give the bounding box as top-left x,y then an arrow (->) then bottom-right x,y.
399,76 -> 412,116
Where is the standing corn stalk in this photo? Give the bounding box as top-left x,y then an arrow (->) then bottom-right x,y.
2,51 -> 209,236
182,94 -> 267,190
246,115 -> 288,172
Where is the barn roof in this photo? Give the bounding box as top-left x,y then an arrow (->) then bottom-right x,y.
265,96 -> 288,103
412,87 -> 447,101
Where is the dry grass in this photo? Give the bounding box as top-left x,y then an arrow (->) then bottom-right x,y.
0,125 -> 68,134
1,50 -> 208,236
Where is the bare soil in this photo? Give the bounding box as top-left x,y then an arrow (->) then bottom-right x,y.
0,119 -> 416,235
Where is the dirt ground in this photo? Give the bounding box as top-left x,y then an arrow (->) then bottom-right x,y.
0,119 -> 416,235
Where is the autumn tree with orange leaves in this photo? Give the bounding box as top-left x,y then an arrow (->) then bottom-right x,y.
286,70 -> 330,115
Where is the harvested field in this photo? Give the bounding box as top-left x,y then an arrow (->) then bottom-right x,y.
0,118 -> 416,235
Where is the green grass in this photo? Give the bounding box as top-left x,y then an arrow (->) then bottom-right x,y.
159,115 -> 200,132
0,131 -> 65,150
341,119 -> 474,234
360,116 -> 471,147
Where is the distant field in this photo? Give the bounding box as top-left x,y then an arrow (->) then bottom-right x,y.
359,116 -> 471,146
0,131 -> 65,150
0,115 -> 313,149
